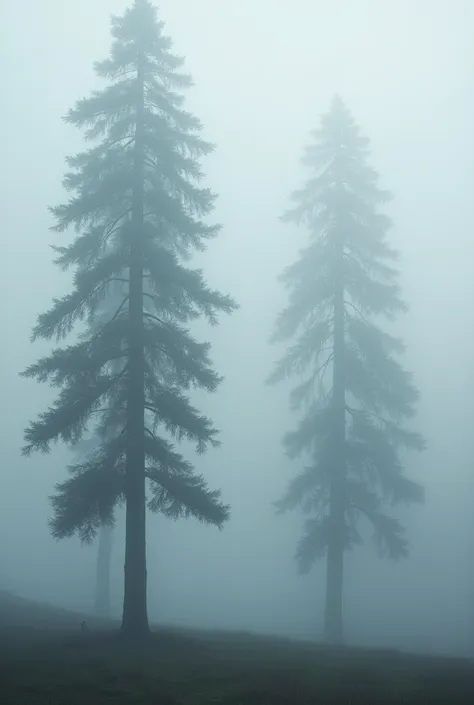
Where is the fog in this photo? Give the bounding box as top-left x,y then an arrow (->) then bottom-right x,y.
1,0 -> 474,657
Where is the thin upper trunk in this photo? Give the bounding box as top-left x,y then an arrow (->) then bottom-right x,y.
324,216 -> 346,646
94,524 -> 113,619
121,53 -> 149,638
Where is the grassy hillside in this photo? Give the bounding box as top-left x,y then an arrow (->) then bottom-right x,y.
0,589 -> 110,633
0,591 -> 473,704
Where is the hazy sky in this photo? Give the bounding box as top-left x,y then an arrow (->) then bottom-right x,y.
1,0 -> 474,655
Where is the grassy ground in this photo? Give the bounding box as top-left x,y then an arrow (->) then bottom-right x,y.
1,591 -> 473,704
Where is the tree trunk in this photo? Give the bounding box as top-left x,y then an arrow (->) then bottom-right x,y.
324,215 -> 346,646
121,52 -> 149,638
94,524 -> 113,618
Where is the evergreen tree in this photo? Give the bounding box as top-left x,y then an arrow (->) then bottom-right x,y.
21,0 -> 237,638
268,96 -> 425,645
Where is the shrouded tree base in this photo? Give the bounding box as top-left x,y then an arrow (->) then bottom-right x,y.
121,584 -> 150,639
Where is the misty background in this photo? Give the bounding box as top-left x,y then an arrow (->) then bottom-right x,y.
1,0 -> 474,656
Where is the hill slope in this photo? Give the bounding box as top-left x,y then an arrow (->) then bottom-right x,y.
0,589 -> 112,637
0,591 -> 473,704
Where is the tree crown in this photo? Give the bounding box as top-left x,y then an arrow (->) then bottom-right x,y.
22,0 -> 237,543
269,96 -> 425,571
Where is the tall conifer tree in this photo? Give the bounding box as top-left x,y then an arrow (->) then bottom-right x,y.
268,96 -> 425,644
22,0 -> 236,638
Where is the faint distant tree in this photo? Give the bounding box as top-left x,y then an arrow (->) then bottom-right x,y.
69,435 -> 114,619
94,522 -> 113,618
268,96 -> 425,645
67,289 -> 123,620
21,0 -> 237,639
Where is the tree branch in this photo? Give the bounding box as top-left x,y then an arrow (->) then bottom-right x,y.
344,299 -> 371,326
143,309 -> 176,334
86,295 -> 129,349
